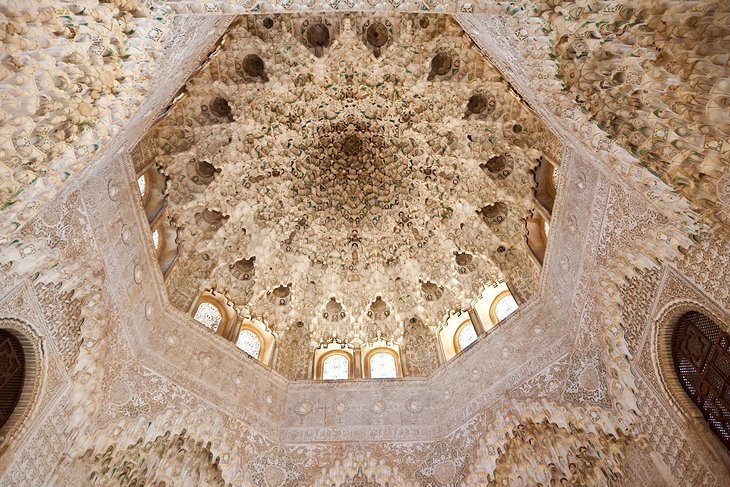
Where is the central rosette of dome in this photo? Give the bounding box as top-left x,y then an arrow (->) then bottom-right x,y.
291,117 -> 404,224
340,134 -> 362,156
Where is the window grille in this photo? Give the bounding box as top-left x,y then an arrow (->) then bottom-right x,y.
0,331 -> 25,428
672,311 -> 730,450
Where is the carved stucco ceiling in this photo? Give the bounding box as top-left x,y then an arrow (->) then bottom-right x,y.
132,14 -> 561,345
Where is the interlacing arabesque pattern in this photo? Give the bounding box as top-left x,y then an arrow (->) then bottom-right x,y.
39,173 -> 718,486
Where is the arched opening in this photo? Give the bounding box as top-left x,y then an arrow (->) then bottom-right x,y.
314,347 -> 354,381
363,346 -> 402,379
235,328 -> 262,359
193,300 -> 225,333
672,311 -> 730,450
321,353 -> 351,381
533,156 -> 557,213
149,214 -> 179,278
526,210 -> 549,265
136,165 -> 167,223
369,352 -> 397,379
491,291 -> 519,323
455,320 -> 477,352
234,318 -> 276,365
137,174 -> 147,201
0,330 -> 25,430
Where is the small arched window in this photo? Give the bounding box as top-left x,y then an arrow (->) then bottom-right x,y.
533,156 -> 556,213
493,293 -> 519,322
367,350 -> 399,379
672,311 -> 730,450
456,321 -> 477,352
0,330 -> 25,429
193,302 -> 223,332
236,329 -> 262,359
526,211 -> 548,265
151,228 -> 160,251
137,174 -> 147,198
322,353 -> 350,380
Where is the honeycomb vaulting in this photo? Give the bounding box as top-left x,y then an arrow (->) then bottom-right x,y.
3,3 -> 729,486
132,15 -> 560,346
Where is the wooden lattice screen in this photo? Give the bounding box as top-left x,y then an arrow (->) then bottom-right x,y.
672,311 -> 730,450
0,330 -> 25,429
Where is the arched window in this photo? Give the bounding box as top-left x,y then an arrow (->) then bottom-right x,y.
526,210 -> 548,265
672,311 -> 730,450
322,353 -> 350,380
368,351 -> 398,379
533,156 -> 557,213
136,166 -> 166,223
193,302 -> 223,332
0,330 -> 25,429
456,321 -> 477,352
151,228 -> 160,251
493,292 -> 519,322
236,328 -> 262,359
137,174 -> 147,198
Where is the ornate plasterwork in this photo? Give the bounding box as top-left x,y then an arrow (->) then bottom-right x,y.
0,284 -> 74,476
537,1 -> 730,225
1,5 -> 730,487
160,1 -> 517,15
0,4 -> 232,250
456,10 -> 703,232
134,13 -> 559,348
1,88 -> 727,487
1,2 -> 168,236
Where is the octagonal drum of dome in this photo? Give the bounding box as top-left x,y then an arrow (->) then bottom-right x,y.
130,13 -> 562,380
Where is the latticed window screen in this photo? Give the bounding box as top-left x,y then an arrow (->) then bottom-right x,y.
457,323 -> 477,351
369,352 -> 397,379
193,302 -> 223,332
236,329 -> 261,359
672,311 -> 730,450
0,330 -> 25,428
322,354 -> 349,380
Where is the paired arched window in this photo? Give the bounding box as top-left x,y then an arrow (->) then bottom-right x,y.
672,311 -> 730,450
136,165 -> 167,223
492,292 -> 519,323
455,320 -> 477,352
0,330 -> 25,430
236,328 -> 262,359
439,283 -> 520,362
191,292 -> 275,365
193,301 -> 224,332
321,352 -> 351,380
313,345 -> 401,380
136,166 -> 178,277
529,156 -> 556,266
